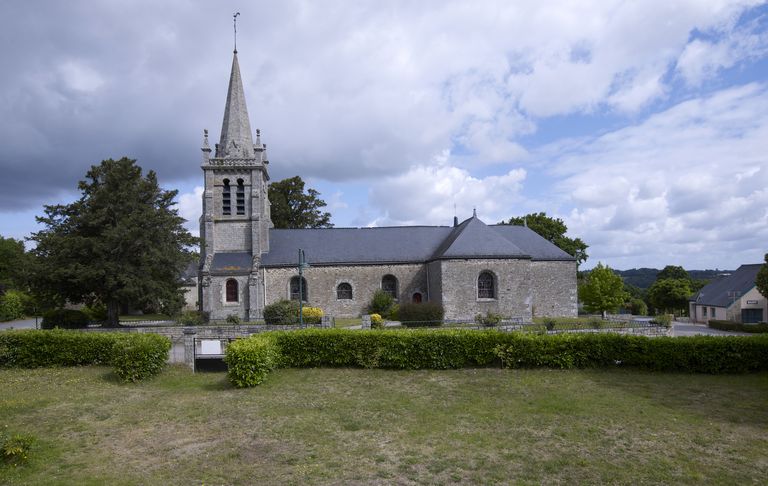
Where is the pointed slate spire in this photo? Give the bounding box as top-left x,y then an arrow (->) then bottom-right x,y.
217,52 -> 255,159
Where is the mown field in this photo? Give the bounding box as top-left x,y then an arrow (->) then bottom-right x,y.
1,366 -> 767,485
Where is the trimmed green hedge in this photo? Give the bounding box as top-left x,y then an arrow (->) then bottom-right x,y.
263,299 -> 300,325
398,302 -> 445,327
111,334 -> 171,383
0,330 -> 170,382
224,335 -> 280,387
224,329 -> 768,387
708,320 -> 768,333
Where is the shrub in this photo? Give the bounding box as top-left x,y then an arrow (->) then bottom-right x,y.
399,302 -> 445,327
225,330 -> 768,386
651,314 -> 673,327
370,313 -> 384,329
1,427 -> 34,467
177,310 -> 208,326
0,290 -> 27,321
111,333 -> 171,383
225,314 -> 242,325
386,303 -> 399,321
475,312 -> 503,327
41,309 -> 90,329
225,335 -> 281,387
263,300 -> 300,325
708,320 -> 768,333
0,330 -> 171,382
368,290 -> 394,315
302,306 -> 323,324
83,303 -> 108,322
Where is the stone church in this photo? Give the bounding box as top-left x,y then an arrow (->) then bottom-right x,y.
198,50 -> 577,321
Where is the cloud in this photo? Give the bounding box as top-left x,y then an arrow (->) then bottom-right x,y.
368,153 -> 526,226
546,83 -> 768,268
177,186 -> 203,236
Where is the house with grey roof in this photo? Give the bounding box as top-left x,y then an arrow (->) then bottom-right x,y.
689,264 -> 766,324
197,48 -> 577,321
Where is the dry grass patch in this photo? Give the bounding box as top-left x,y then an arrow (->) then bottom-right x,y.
1,366 -> 766,484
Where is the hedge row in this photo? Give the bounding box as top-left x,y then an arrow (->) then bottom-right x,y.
0,330 -> 170,382
224,329 -> 768,387
708,320 -> 768,333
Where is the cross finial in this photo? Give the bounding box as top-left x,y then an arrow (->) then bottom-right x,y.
233,12 -> 240,53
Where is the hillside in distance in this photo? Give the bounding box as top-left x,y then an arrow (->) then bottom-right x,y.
615,268 -> 734,290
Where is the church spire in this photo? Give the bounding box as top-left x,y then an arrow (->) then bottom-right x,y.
216,51 -> 255,159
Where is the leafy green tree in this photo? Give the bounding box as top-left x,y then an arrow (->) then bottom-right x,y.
756,252 -> 768,299
268,176 -> 333,229
0,236 -> 29,290
625,297 -> 648,316
501,212 -> 588,266
647,278 -> 692,315
578,263 -> 628,317
30,157 -> 197,326
656,265 -> 690,281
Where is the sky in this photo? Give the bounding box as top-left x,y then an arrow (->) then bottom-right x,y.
0,0 -> 767,270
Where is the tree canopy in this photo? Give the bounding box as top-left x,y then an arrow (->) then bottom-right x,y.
501,212 -> 588,265
268,176 -> 333,229
656,265 -> 690,281
0,236 -> 29,291
30,157 -> 197,326
756,252 -> 768,299
647,278 -> 692,315
578,263 -> 628,317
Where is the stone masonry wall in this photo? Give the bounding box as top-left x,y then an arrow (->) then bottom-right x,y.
529,260 -> 578,317
264,264 -> 428,318
207,275 -> 251,320
439,259 -> 533,321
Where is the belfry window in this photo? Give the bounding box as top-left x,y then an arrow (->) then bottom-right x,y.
236,179 -> 245,215
478,271 -> 495,299
222,179 -> 231,215
381,275 -> 398,299
337,283 -> 353,300
225,279 -> 238,302
290,276 -> 308,301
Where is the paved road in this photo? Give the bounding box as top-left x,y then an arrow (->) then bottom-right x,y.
0,318 -> 40,331
671,322 -> 752,337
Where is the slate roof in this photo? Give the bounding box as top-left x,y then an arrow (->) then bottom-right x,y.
256,216 -> 574,267
690,264 -> 763,307
211,252 -> 252,274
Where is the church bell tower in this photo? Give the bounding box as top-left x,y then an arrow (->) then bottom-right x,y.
198,47 -> 272,321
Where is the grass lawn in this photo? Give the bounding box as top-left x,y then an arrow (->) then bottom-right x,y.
334,317 -> 362,328
1,367 -> 767,485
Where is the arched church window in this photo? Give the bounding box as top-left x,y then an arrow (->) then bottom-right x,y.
337,283 -> 353,300
222,179 -> 231,215
412,292 -> 423,304
236,179 -> 245,215
290,276 -> 308,301
381,275 -> 398,299
226,279 -> 238,302
478,271 -> 495,299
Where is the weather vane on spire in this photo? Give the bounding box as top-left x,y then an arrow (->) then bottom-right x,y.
233,12 -> 240,53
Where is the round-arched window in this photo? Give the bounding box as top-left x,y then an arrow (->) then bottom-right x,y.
337,282 -> 353,300
290,276 -> 308,301
478,271 -> 495,299
381,274 -> 398,299
225,279 -> 238,302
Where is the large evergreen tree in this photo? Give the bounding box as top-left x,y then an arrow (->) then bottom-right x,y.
268,176 -> 333,229
501,212 -> 588,265
30,158 -> 197,326
0,236 -> 29,291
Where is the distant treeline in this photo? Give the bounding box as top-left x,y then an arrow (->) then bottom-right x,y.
614,268 -> 732,290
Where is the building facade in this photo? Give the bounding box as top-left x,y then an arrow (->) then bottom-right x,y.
199,50 -> 577,321
689,264 -> 767,324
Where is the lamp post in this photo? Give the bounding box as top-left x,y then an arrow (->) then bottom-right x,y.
298,249 -> 310,327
